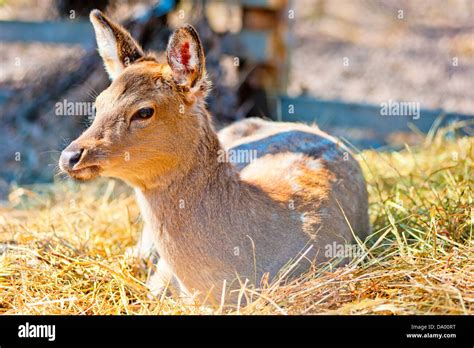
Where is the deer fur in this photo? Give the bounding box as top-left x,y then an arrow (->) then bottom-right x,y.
59,10 -> 370,304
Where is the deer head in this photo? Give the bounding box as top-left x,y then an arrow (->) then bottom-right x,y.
59,10 -> 212,190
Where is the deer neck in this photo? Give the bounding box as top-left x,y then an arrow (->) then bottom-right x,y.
135,117 -> 242,245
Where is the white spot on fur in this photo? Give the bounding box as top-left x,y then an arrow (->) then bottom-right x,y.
306,159 -> 321,171
300,213 -> 307,223
291,182 -> 300,192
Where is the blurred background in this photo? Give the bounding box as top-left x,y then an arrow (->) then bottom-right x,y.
0,0 -> 473,197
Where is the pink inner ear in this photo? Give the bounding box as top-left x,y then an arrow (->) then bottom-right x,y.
179,41 -> 191,71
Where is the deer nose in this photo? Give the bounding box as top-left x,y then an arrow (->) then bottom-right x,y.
60,147 -> 84,170
68,149 -> 84,167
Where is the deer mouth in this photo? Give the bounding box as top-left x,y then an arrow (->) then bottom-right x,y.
66,165 -> 101,181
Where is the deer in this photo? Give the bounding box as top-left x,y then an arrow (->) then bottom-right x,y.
59,10 -> 370,305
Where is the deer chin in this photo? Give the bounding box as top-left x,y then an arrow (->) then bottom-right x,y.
66,165 -> 101,181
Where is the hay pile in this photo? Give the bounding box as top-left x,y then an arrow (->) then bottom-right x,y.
0,125 -> 472,314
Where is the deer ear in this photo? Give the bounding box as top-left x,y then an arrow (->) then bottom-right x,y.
166,24 -> 207,91
90,9 -> 144,80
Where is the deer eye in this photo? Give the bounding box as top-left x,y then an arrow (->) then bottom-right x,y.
132,107 -> 154,120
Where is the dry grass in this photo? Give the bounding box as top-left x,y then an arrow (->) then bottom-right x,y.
0,124 -> 472,315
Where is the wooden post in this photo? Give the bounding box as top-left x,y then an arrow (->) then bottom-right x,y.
240,0 -> 289,92
216,0 -> 289,118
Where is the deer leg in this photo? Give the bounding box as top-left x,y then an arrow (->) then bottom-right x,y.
147,258 -> 182,298
126,224 -> 156,259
